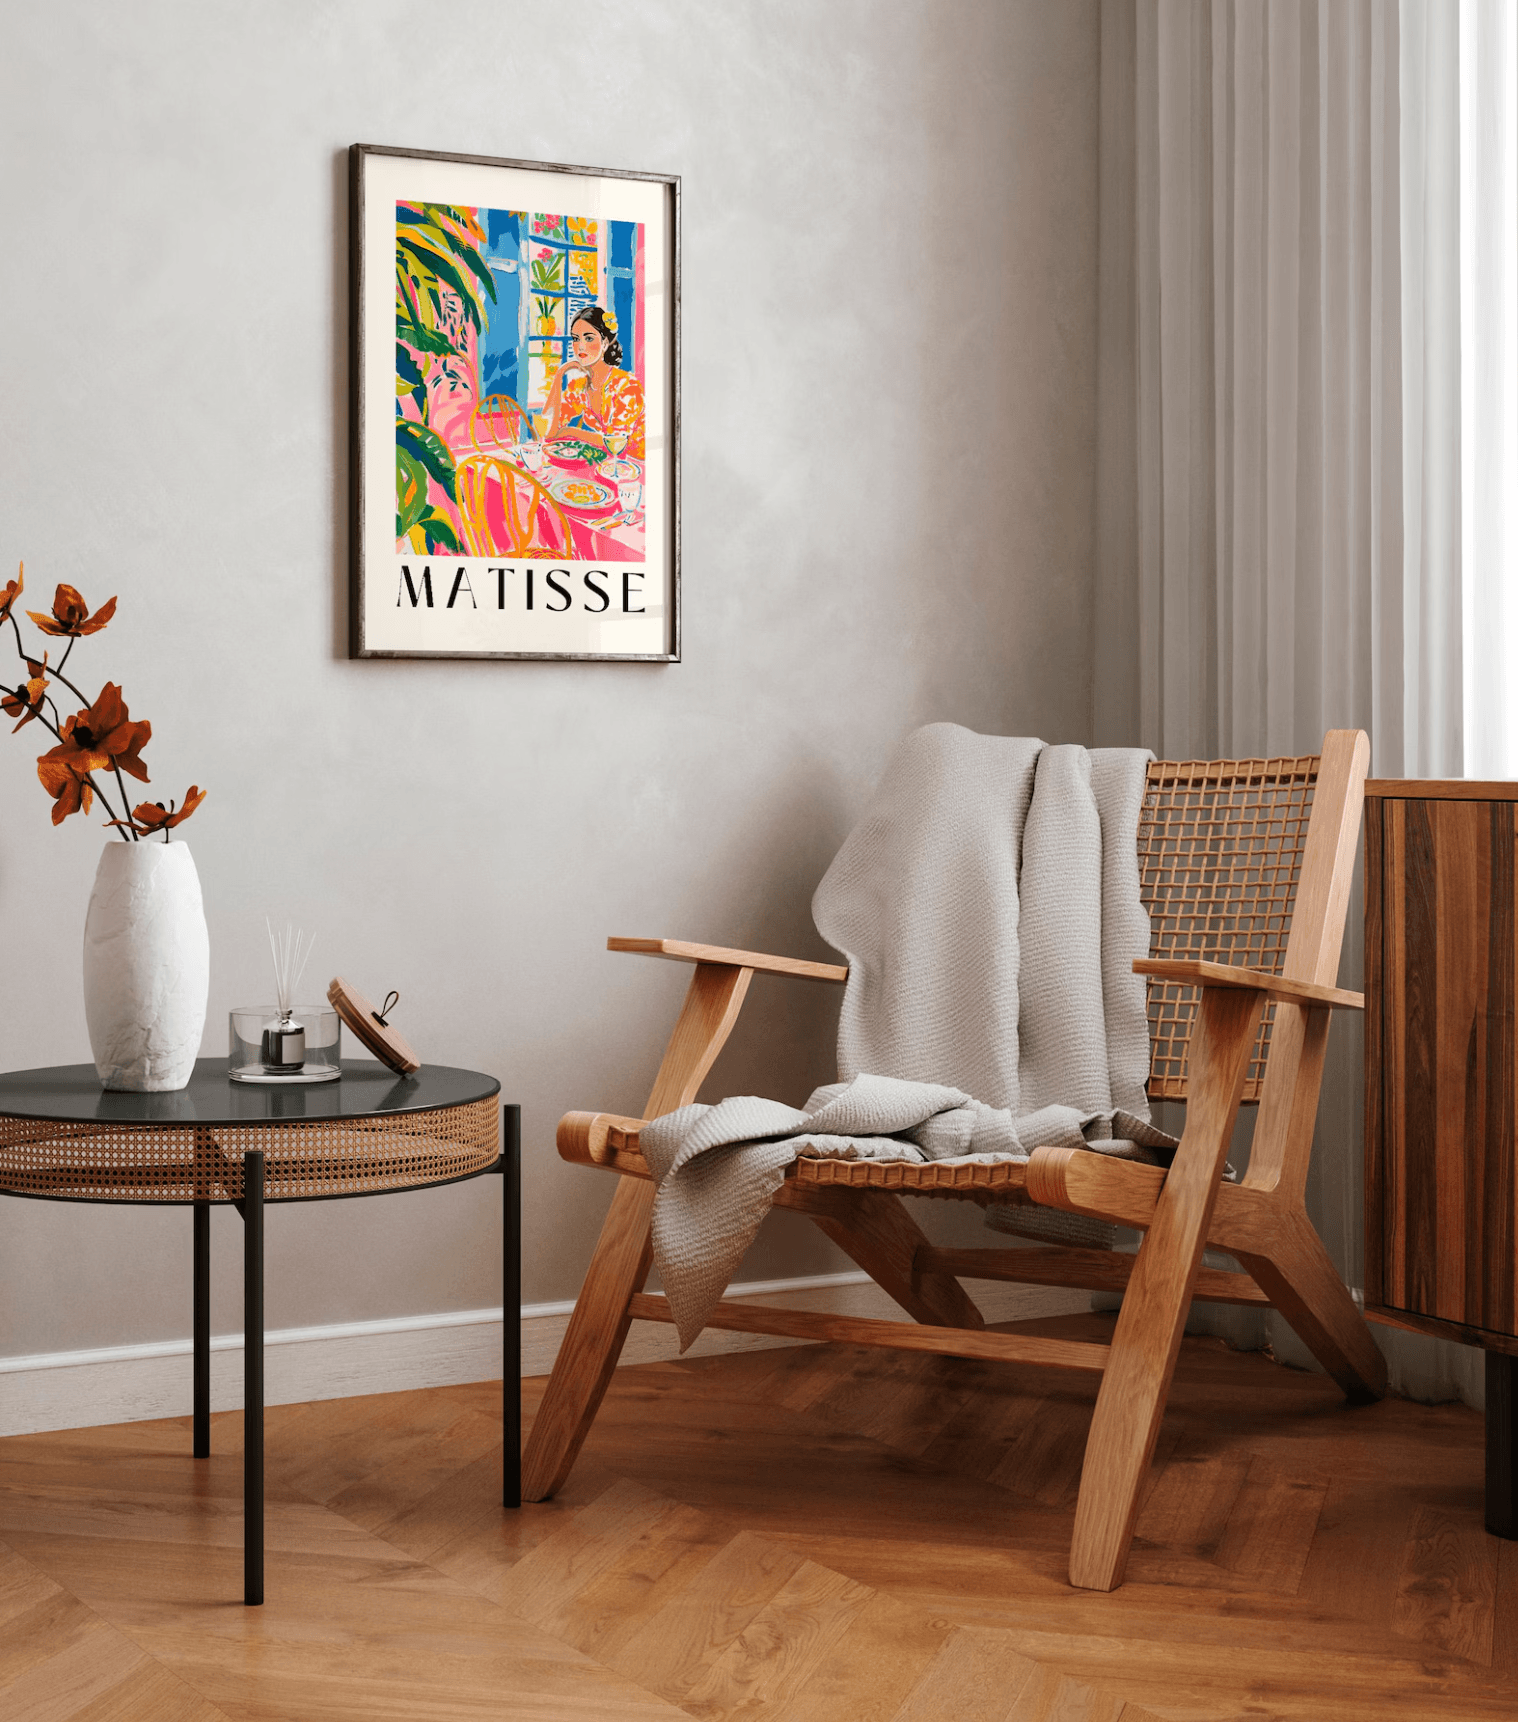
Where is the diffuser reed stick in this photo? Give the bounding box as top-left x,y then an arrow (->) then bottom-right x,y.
265,919 -> 313,1018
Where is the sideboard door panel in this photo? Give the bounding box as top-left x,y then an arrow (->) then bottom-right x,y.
1379,798 -> 1517,1338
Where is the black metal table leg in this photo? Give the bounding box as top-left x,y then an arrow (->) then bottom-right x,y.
193,1201 -> 210,1458
1488,1351 -> 1518,1539
503,1104 -> 521,1509
243,1149 -> 265,1605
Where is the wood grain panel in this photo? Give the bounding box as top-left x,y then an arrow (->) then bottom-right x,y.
1432,798 -> 1479,1322
1488,810 -> 1517,1334
1369,777 -> 1518,798
1364,795 -> 1386,1310
1386,798 -> 1409,1299
1372,794 -> 1518,1343
1399,797 -> 1440,1318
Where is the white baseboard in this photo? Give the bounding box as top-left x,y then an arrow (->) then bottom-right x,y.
0,1273 -> 1088,1439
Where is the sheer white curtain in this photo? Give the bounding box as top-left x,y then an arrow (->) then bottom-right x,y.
1097,0 -> 1518,1404
1457,0 -> 1518,776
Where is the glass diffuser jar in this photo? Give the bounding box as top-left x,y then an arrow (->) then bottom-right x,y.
229,1005 -> 341,1083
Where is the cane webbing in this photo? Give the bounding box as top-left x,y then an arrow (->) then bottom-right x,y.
793,1154 -> 1035,1206
0,1096 -> 499,1202
1139,753 -> 1318,1103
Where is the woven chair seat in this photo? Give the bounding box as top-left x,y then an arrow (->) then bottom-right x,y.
791,1155 -> 1036,1205
573,1117 -> 1050,1208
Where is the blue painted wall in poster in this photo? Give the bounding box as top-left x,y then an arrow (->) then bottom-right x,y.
480,209 -> 525,407
608,220 -> 637,375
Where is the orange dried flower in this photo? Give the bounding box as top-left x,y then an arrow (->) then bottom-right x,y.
112,785 -> 207,838
2,654 -> 48,732
0,563 -> 22,625
38,682 -> 152,795
28,584 -> 117,638
35,754 -> 94,825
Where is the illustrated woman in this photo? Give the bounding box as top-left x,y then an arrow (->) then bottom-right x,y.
543,305 -> 645,460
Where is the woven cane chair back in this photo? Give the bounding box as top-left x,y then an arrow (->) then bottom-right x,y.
1138,751 -> 1319,1103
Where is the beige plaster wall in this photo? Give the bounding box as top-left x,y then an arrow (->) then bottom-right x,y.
0,0 -> 1099,1357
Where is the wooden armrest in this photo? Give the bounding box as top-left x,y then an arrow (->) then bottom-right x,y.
608,937 -> 848,984
557,1111 -> 654,1178
1134,958 -> 1363,1011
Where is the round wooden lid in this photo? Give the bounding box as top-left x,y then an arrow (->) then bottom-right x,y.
327,977 -> 421,1074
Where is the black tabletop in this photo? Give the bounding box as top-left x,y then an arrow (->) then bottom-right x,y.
0,1059 -> 500,1126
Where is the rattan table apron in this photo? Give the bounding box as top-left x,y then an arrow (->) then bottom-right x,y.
0,1059 -> 519,1605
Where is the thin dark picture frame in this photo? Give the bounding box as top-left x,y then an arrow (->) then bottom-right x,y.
349,142 -> 681,661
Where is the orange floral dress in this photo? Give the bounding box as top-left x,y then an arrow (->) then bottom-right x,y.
559,368 -> 645,459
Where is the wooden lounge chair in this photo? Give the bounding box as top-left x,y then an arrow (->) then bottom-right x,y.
522,730 -> 1387,1591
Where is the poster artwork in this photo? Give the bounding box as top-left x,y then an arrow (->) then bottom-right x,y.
396,205 -> 647,617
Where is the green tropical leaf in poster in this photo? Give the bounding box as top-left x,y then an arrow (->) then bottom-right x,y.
396,445 -> 430,538
420,509 -> 461,553
395,343 -> 428,412
396,262 -> 426,326
393,204 -> 498,440
397,317 -> 457,358
395,344 -> 423,386
416,205 -> 497,305
396,418 -> 457,502
398,233 -> 488,332
398,204 -> 496,297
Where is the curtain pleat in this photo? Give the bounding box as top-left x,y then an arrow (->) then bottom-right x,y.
1401,0 -> 1464,778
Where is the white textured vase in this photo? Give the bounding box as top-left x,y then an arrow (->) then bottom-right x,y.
83,840 -> 210,1091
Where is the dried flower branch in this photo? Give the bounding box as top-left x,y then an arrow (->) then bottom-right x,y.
2,654 -> 48,732
28,585 -> 118,638
110,786 -> 207,842
2,561 -> 205,841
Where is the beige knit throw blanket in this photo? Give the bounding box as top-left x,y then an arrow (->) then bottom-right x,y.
641,725 -> 1176,1348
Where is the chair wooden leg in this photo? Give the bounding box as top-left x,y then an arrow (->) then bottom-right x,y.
1066,1244 -> 1206,1592
1232,1212 -> 1388,1401
1067,986 -> 1263,1592
524,961 -> 758,1501
520,1176 -> 655,1501
776,1183 -> 985,1329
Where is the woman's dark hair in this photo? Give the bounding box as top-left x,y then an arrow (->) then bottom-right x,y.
571,304 -> 624,369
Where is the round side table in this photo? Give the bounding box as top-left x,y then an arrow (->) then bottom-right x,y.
0,1058 -> 518,1605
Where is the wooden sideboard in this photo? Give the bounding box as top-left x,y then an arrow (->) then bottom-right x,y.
1364,778 -> 1518,1536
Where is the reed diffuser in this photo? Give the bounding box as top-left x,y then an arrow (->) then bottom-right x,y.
228,920 -> 342,1084
262,921 -> 313,1071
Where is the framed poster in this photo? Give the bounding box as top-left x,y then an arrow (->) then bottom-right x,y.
349,144 -> 679,660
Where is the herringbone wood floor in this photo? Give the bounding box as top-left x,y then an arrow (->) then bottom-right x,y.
2,1311 -> 1514,1720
